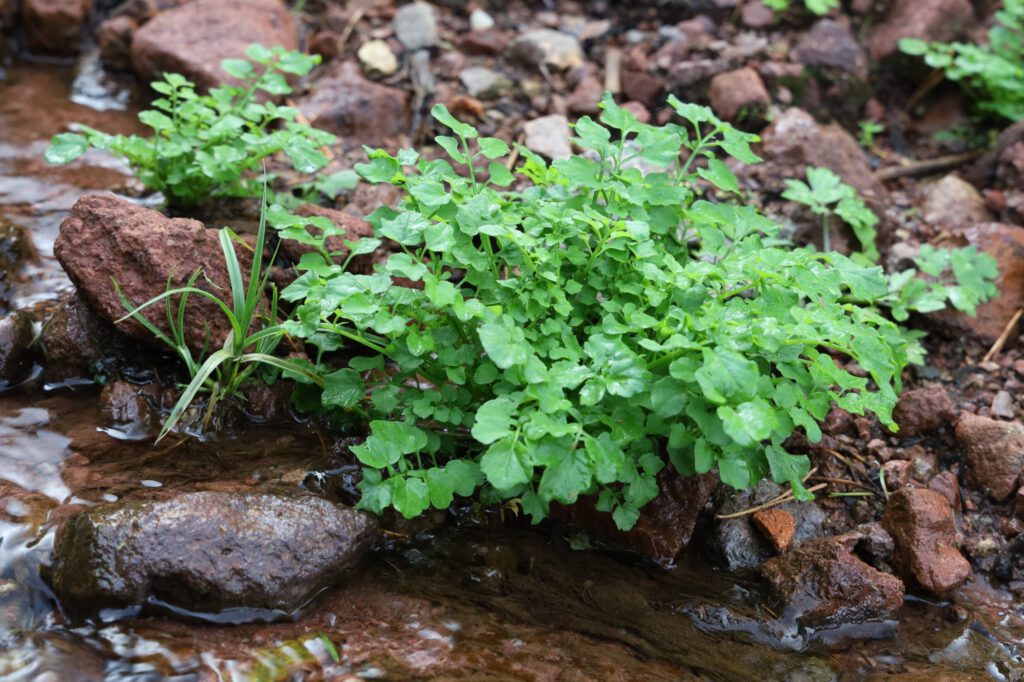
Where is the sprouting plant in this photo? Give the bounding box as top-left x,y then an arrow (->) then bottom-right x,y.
45,44 -> 336,207
116,189 -> 323,439
858,121 -> 885,150
275,94 -> 997,530
900,0 -> 1024,121
762,0 -> 839,16
782,166 -> 880,261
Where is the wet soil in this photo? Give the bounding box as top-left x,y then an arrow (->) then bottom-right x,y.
0,23 -> 1022,682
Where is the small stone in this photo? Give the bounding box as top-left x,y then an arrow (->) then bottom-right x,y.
751,508 -> 796,553
992,390 -> 1016,419
955,412 -> 1024,501
0,312 -> 35,388
793,19 -> 868,79
461,28 -> 510,56
882,487 -> 971,595
867,0 -> 975,61
892,386 -> 957,437
459,66 -> 513,99
523,114 -> 572,160
394,1 -> 439,51
882,459 -> 912,491
621,69 -> 663,108
708,67 -> 770,121
509,29 -> 584,70
357,39 -> 399,76
469,8 -> 494,31
921,174 -> 992,229
621,101 -> 651,124
567,75 -> 603,114
741,1 -> 775,28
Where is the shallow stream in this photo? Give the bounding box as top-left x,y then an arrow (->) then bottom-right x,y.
0,52 -> 1022,681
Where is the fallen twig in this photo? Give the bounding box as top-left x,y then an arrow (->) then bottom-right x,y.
982,308 -> 1023,363
715,483 -> 828,520
874,150 -> 985,182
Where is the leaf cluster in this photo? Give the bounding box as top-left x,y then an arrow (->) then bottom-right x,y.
278,94 -> 970,529
45,44 -> 335,206
900,1 -> 1024,121
782,166 -> 880,261
762,0 -> 839,16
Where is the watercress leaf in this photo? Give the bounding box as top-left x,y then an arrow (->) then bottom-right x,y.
322,368 -> 364,408
471,396 -> 519,444
480,436 -> 531,490
478,137 -> 510,159
45,133 -> 89,164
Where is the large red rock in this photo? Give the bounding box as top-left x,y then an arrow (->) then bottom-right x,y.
297,61 -> 411,148
553,471 -> 717,567
937,223 -> 1024,343
54,194 -> 261,353
22,0 -> 93,55
955,413 -> 1024,501
866,0 -> 975,61
759,534 -> 904,629
131,0 -> 298,91
882,487 -> 970,595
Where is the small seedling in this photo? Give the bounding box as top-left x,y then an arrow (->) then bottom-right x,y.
782,166 -> 880,260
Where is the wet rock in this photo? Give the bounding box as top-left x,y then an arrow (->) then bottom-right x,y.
469,8 -> 494,31
40,293 -> 118,378
278,204 -> 376,275
955,413 -> 1024,501
55,194 -> 259,353
793,20 -> 868,80
928,471 -> 962,510
893,387 -> 957,438
707,481 -> 827,572
298,61 -> 410,147
523,114 -> 572,160
937,223 -> 1024,343
49,492 -> 378,616
760,108 -> 884,204
22,0 -> 92,56
553,471 -> 716,567
921,175 -> 991,229
751,508 -> 795,553
882,487 -> 970,595
459,66 -> 513,99
98,15 -> 138,72
131,0 -> 298,91
708,67 -> 770,122
357,39 -> 398,77
852,522 -> 894,568
0,311 -> 35,388
509,29 -> 584,70
866,0 -> 975,61
393,1 -> 439,51
100,380 -> 158,428
760,535 -> 904,629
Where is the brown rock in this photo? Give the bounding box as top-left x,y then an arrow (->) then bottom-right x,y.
793,19 -> 868,80
893,387 -> 957,437
928,471 -> 962,510
955,412 -> 1024,501
40,294 -> 119,379
621,70 -> 663,108
759,535 -> 904,629
553,471 -> 717,567
297,61 -> 410,148
882,487 -> 971,595
461,28 -> 511,56
567,76 -> 603,115
882,459 -> 912,491
937,223 -> 1024,343
760,107 -> 885,204
741,1 -> 776,29
98,15 -> 139,72
708,67 -> 770,122
131,0 -> 298,91
278,204 -> 376,274
921,175 -> 992,229
0,311 -> 35,388
54,194 -> 260,353
866,0 -> 975,61
751,508 -> 795,552
22,0 -> 93,55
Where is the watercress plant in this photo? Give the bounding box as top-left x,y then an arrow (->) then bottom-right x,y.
278,95 -> 988,530
45,44 -> 335,207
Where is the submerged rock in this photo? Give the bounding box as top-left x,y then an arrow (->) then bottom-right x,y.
49,492 -> 379,617
131,0 -> 298,91
40,293 -> 119,381
760,535 -> 904,629
882,487 -> 970,595
55,194 -> 258,353
955,413 -> 1024,501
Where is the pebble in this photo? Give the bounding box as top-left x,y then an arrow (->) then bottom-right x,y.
357,39 -> 399,76
469,8 -> 494,31
510,29 -> 584,70
394,1 -> 439,51
992,390 -> 1016,418
523,114 -> 572,160
459,66 -> 513,99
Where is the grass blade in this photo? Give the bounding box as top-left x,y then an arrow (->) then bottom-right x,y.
158,348 -> 234,441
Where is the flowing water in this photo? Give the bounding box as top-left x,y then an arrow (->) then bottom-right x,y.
0,50 -> 1022,681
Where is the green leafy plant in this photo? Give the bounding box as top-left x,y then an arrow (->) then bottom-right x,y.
782,166 -> 880,261
900,0 -> 1024,121
117,190 -> 323,439
274,94 -> 995,530
762,0 -> 839,16
858,121 -> 885,150
45,44 -> 335,207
